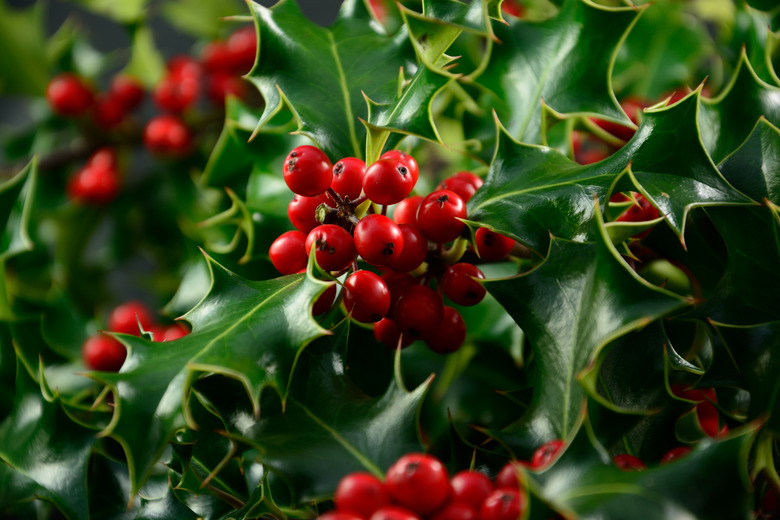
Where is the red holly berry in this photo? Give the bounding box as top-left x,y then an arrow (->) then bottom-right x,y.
305,224 -> 356,272
369,506 -> 421,520
437,172 -> 482,203
495,461 -> 527,490
660,446 -> 691,465
109,75 -> 145,110
162,323 -> 190,341
67,162 -> 120,205
363,159 -> 415,206
206,72 -> 247,105
87,147 -> 117,171
373,318 -> 413,349
283,145 -> 333,197
385,224 -> 428,273
167,55 -> 202,79
343,270 -> 391,323
530,439 -> 565,470
394,285 -> 444,340
430,502 -> 477,520
319,512 -> 364,520
225,26 -> 257,73
288,193 -> 335,234
332,157 -> 367,201
46,73 -> 94,117
381,271 -> 418,319
474,228 -> 515,262
354,214 -> 405,267
334,472 -> 390,519
613,454 -> 646,471
269,230 -> 309,275
201,40 -> 233,74
501,0 -> 526,17
479,489 -> 527,520
312,283 -> 338,316
442,263 -> 486,307
592,96 -> 649,142
153,74 -> 200,112
393,195 -> 422,228
417,190 -> 467,243
616,193 -> 659,224
82,333 -> 127,372
92,93 -> 127,129
143,115 -> 193,157
108,301 -> 156,336
449,470 -> 493,511
424,306 -> 466,354
380,150 -> 419,185
384,453 -> 450,516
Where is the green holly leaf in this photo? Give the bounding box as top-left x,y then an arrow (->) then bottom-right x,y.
730,4 -> 780,87
699,50 -> 780,163
0,1 -> 48,95
69,0 -> 149,24
718,118 -> 780,205
691,205 -> 780,326
232,326 -> 431,504
161,0 -> 246,40
246,0 -> 414,160
0,360 -> 97,520
477,0 -> 641,144
120,25 -> 166,90
483,213 -> 687,446
96,256 -> 330,498
528,421 -> 755,518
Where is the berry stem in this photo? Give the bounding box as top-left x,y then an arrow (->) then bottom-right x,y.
442,237 -> 469,265
328,187 -> 345,206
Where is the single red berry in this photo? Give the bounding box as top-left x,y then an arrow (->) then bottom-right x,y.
530,439 -> 565,470
572,130 -> 611,165
67,164 -> 120,205
442,263 -> 486,307
319,512 -> 365,520
108,301 -> 156,336
613,454 -> 646,471
143,115 -> 193,157
592,96 -> 649,142
380,150 -> 419,185
334,472 -> 390,519
449,470 -> 493,511
167,55 -> 202,79
394,285 -> 444,340
385,224 -> 428,273
393,195 -> 422,228
283,145 -> 333,197
343,270 -> 391,323
201,40 -> 233,73
148,325 -> 169,342
454,171 -> 483,190
660,446 -> 691,465
332,157 -> 367,201
384,453 -> 450,516
82,334 -> 126,372
369,506 -> 421,520
501,0 -> 526,17
206,72 -> 248,105
474,228 -> 515,262
226,26 -> 257,73
479,489 -> 527,520
288,193 -> 335,233
312,283 -> 338,316
92,93 -> 127,129
616,193 -> 659,223
269,230 -> 308,275
381,271 -> 418,319
305,224 -> 356,272
373,318 -> 413,349
363,159 -> 415,206
354,214 -> 405,267
109,75 -> 145,110
162,323 -> 190,341
417,190 -> 467,243
153,74 -> 200,112
430,502 -> 477,520
87,147 -> 117,171
424,306 -> 466,354
46,73 -> 94,117
495,461 -> 527,490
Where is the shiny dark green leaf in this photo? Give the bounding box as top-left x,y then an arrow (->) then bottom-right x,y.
0,2 -> 48,95
718,118 -> 780,205
246,0 -> 414,160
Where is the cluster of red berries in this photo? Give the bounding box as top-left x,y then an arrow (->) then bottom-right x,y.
81,300 -> 190,372
320,453 -> 528,520
67,147 -> 121,205
268,145 -> 517,354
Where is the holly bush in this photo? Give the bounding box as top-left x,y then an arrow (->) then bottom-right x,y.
1,0 -> 780,518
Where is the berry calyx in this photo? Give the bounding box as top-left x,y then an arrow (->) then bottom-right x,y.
343,270 -> 391,323
305,224 -> 356,272
417,190 -> 467,243
442,263 -> 486,307
82,334 -> 127,372
363,159 -> 415,206
380,150 -> 419,185
283,145 -> 333,197
269,230 -> 308,275
354,214 -> 405,267
334,472 -> 391,519
384,453 -> 450,516
46,73 -> 94,117
108,301 -> 156,336
474,228 -> 515,262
